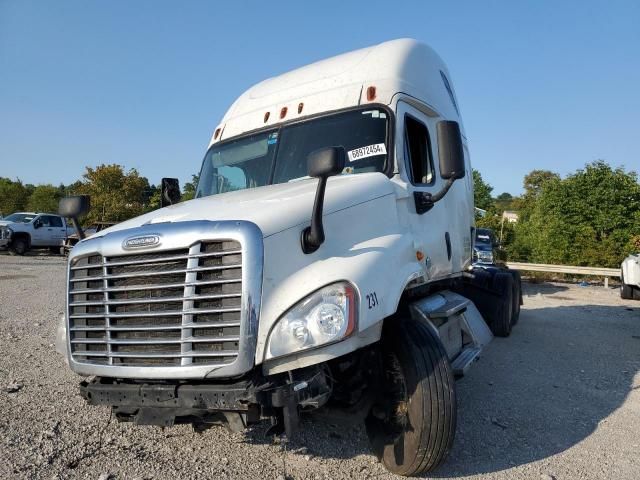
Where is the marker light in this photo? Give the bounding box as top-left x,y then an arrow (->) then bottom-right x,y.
366,85 -> 376,101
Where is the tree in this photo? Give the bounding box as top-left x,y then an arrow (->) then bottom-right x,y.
512,161 -> 640,267
0,178 -> 30,216
523,170 -> 561,198
494,192 -> 516,213
73,164 -> 152,223
181,174 -> 200,201
27,184 -> 61,213
472,169 -> 494,212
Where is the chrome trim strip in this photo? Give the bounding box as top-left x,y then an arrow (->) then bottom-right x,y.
68,306 -> 240,319
70,249 -> 242,270
70,263 -> 241,282
71,336 -> 240,345
69,292 -> 241,307
69,278 -> 242,295
73,351 -> 238,359
66,220 -> 263,380
69,321 -> 241,331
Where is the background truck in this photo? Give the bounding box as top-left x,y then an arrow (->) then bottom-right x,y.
56,39 -> 522,476
0,212 -> 73,255
61,221 -> 116,256
472,227 -> 499,265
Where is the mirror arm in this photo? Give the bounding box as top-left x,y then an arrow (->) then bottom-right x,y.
301,177 -> 327,254
414,177 -> 456,214
70,216 -> 85,240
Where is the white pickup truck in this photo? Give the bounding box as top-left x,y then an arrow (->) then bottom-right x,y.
0,212 -> 73,255
621,254 -> 640,300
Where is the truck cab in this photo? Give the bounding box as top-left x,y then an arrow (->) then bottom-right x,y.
57,39 -> 521,476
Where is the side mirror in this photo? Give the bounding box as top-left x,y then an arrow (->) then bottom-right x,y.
437,120 -> 465,180
33,219 -> 42,228
301,146 -> 346,254
59,195 -> 91,218
161,178 -> 181,207
59,195 -> 91,240
307,147 -> 346,178
413,122 -> 465,215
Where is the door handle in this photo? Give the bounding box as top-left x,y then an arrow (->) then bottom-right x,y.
445,232 -> 452,261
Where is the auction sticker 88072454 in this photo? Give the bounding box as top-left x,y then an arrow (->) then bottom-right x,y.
347,143 -> 387,162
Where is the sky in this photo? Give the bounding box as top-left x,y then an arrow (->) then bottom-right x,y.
1,0 -> 639,195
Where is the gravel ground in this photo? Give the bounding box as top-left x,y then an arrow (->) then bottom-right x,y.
0,252 -> 639,480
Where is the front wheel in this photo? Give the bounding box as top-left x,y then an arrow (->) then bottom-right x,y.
620,272 -> 634,299
9,238 -> 28,256
488,272 -> 514,337
365,318 -> 456,476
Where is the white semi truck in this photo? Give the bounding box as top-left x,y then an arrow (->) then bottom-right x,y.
56,39 -> 522,476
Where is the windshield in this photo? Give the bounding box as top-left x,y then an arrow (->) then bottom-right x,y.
475,229 -> 493,246
4,213 -> 36,223
196,108 -> 390,197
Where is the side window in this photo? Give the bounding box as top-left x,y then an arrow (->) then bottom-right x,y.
49,216 -> 63,227
404,115 -> 435,185
38,216 -> 51,227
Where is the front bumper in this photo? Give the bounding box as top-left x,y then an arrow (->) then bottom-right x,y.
80,365 -> 331,430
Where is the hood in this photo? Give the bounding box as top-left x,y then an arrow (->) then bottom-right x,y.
94,172 -> 395,239
474,243 -> 493,252
0,221 -> 15,227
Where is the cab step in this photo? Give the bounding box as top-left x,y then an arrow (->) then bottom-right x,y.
451,346 -> 481,377
428,298 -> 469,319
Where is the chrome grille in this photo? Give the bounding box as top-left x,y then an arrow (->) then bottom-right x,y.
68,240 -> 243,367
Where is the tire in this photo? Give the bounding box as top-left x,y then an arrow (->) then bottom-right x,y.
365,318 -> 456,476
508,269 -> 522,325
9,237 -> 28,256
488,272 -> 514,337
620,272 -> 634,300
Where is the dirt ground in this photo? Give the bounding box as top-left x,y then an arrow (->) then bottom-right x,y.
0,252 -> 639,479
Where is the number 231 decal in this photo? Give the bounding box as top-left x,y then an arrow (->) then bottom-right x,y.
366,292 -> 379,309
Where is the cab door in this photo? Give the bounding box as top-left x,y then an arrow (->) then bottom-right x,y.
396,101 -> 453,280
32,215 -> 65,246
30,215 -> 47,246
47,215 -> 67,246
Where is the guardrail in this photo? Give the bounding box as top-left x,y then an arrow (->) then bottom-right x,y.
506,262 -> 620,288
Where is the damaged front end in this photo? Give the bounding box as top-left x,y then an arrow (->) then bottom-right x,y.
80,364 -> 332,436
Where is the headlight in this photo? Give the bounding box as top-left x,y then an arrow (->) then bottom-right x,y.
265,282 -> 357,360
0,226 -> 12,240
477,250 -> 494,263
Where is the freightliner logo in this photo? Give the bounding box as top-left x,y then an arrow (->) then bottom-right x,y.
122,234 -> 161,250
